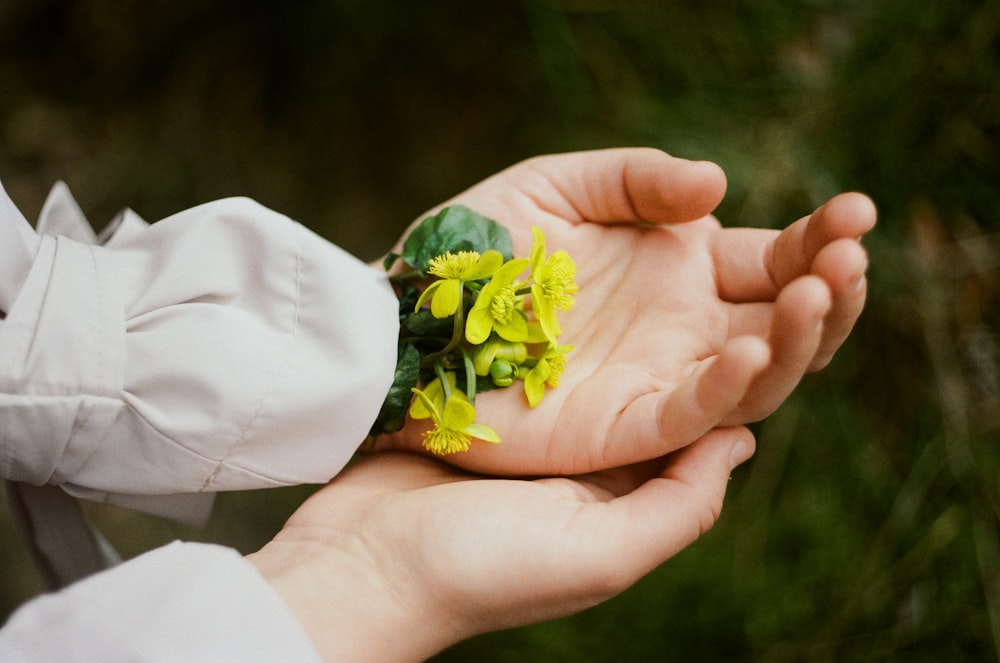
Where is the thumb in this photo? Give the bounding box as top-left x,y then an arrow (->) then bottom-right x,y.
525,147 -> 728,226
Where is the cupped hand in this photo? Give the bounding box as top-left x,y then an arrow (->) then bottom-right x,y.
250,426 -> 755,663
381,148 -> 875,475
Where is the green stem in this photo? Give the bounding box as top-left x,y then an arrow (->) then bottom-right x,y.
434,361 -> 452,401
419,290 -> 466,368
389,269 -> 424,283
459,347 -> 477,404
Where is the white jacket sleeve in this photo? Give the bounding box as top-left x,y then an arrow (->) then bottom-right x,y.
0,180 -> 399,522
0,541 -> 323,663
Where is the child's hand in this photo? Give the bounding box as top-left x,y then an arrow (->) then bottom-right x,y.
379,148 -> 875,475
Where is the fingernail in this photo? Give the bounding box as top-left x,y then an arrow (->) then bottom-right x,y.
729,440 -> 753,470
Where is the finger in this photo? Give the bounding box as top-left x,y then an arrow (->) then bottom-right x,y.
810,238 -> 869,370
512,147 -> 728,225
573,427 -> 756,582
727,237 -> 870,348
608,336 -> 769,465
724,275 -> 832,424
710,226 -> 780,302
770,192 -> 877,288
712,192 -> 876,302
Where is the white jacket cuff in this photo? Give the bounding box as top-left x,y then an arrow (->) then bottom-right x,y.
0,541 -> 323,662
0,180 -> 399,520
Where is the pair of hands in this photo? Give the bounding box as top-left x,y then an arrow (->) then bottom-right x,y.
248,148 -> 875,662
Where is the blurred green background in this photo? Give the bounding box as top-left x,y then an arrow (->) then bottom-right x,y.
1,0 -> 998,660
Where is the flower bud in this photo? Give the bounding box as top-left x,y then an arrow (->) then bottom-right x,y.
472,338 -> 528,376
489,359 -> 518,387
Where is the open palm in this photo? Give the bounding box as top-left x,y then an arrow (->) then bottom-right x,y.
382,148 -> 874,475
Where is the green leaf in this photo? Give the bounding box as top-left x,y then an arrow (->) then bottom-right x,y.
403,309 -> 454,337
401,205 -> 514,272
368,343 -> 421,436
396,282 -> 421,324
383,251 -> 401,271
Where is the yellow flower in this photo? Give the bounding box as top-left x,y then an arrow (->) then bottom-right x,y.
465,257 -> 530,344
415,250 -> 504,318
523,344 -> 573,408
471,336 -> 528,376
529,227 -> 578,342
409,374 -> 501,455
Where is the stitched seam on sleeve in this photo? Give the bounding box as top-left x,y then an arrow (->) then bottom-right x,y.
47,244 -> 106,483
56,245 -> 104,479
12,238 -> 56,379
90,244 -> 107,390
199,223 -> 304,491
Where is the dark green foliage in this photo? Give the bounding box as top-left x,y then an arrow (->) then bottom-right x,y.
367,343 -> 420,437
402,308 -> 454,338
399,205 -> 515,273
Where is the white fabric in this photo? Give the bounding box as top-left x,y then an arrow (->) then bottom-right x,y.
0,180 -> 399,523
0,541 -> 323,662
0,180 -> 40,314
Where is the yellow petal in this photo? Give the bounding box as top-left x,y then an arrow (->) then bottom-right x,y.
464,250 -> 504,280
464,423 -> 502,444
414,279 -> 442,312
530,226 -> 547,274
409,387 -> 438,421
409,374 -> 456,420
426,373 -> 457,402
524,360 -> 551,408
494,257 -> 529,284
465,307 -> 493,345
524,321 -> 549,344
442,395 -> 477,430
471,339 -> 500,376
430,279 -> 462,318
531,283 -> 561,343
494,309 -> 529,342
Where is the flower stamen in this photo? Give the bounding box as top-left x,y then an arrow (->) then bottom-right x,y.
428,251 -> 482,279
490,284 -> 518,324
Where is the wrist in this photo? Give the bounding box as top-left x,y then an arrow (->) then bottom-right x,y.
247,531 -> 465,663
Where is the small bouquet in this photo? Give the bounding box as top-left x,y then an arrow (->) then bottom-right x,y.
368,205 -> 578,455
